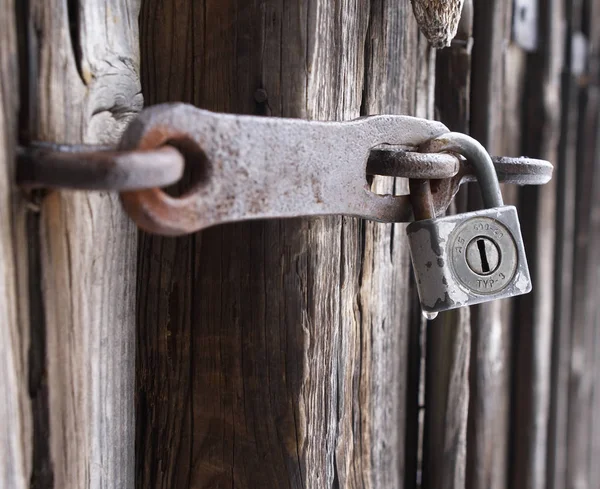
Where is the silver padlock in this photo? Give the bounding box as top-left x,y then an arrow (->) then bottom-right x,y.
406,133 -> 532,318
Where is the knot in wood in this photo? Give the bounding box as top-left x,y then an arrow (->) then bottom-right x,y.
410,0 -> 465,48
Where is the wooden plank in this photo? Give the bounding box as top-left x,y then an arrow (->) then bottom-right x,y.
404,291 -> 425,489
590,302 -> 600,488
136,0 -> 433,488
403,28 -> 436,489
421,310 -> 470,489
566,83 -> 600,489
546,10 -> 580,489
435,0 -> 472,134
420,4 -> 472,489
362,4 -> 435,489
546,3 -> 588,487
510,0 -> 562,487
0,0 -> 30,487
562,0 -> 600,485
23,0 -> 141,487
467,2 -> 516,489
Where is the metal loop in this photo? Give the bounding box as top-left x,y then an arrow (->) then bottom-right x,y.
17,143 -> 185,191
367,148 -> 460,179
419,132 -> 504,208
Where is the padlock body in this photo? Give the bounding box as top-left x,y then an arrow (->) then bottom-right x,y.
406,205 -> 531,313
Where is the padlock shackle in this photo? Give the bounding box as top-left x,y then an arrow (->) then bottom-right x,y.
420,132 -> 504,209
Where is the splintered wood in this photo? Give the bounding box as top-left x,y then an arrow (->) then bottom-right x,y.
411,0 -> 465,47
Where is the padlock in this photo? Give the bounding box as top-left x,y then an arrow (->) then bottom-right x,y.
406,132 -> 532,317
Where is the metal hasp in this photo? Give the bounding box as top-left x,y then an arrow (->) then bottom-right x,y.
119,103 -> 450,235
117,103 -> 552,236
407,133 -> 532,315
15,104 -> 553,237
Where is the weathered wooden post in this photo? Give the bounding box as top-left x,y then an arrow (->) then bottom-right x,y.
0,1 -> 29,488
135,1 -> 433,488
2,0 -> 140,487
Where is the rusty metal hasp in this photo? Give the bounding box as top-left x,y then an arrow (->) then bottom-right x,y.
16,103 -> 553,236
117,103 -> 551,235
117,103 -> 449,235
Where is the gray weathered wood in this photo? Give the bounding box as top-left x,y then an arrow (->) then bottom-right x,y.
136,1 -> 434,488
363,4 -> 435,488
467,2 -> 516,488
511,0 -> 562,487
420,4 -> 471,488
24,0 -> 141,487
0,0 -> 30,487
512,0 -> 539,51
591,304 -> 600,488
561,1 -> 600,486
546,4 -> 580,486
565,85 -> 600,489
547,4 -> 588,488
422,309 -> 470,489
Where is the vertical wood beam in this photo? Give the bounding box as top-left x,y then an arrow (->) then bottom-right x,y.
136,1 -> 433,488
561,1 -> 600,488
420,4 -> 472,489
22,0 -> 141,487
363,3 -> 436,488
546,3 -> 581,487
467,2 -> 518,489
0,0 -> 30,488
511,0 -> 562,487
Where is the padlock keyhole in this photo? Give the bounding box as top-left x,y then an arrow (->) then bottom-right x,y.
466,236 -> 501,275
477,238 -> 491,273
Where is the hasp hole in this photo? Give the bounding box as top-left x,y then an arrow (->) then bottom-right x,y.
162,137 -> 211,198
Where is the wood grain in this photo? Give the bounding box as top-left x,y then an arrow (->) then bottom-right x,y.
561,1 -> 600,487
23,0 -> 141,487
420,4 -> 472,489
362,4 -> 435,488
511,0 -> 562,487
0,0 -> 30,488
546,3 -> 580,486
136,1 -> 433,488
422,309 -> 470,489
467,2 -> 516,489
